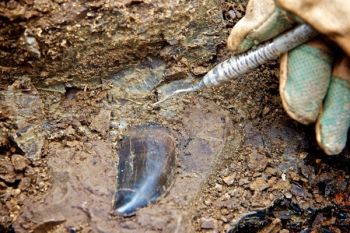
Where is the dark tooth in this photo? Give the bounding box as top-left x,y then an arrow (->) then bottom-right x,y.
114,123 -> 176,216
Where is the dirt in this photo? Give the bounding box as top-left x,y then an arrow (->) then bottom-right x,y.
1,0 -> 350,233
0,0 -> 224,85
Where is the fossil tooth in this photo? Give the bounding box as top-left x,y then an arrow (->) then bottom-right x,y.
114,123 -> 176,216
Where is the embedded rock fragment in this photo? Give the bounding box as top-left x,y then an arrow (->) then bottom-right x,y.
0,79 -> 45,161
0,158 -> 16,183
11,154 -> 29,171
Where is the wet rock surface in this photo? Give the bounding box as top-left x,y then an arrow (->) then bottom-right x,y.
6,54 -> 231,232
228,198 -> 350,233
1,58 -> 350,233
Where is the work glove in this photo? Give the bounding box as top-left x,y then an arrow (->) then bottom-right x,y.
228,0 -> 350,155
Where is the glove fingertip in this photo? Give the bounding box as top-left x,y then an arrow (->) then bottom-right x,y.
229,39 -> 254,54
316,120 -> 346,155
279,44 -> 333,125
316,77 -> 350,155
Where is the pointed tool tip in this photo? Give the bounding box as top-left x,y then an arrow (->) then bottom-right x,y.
152,94 -> 174,106
152,81 -> 205,106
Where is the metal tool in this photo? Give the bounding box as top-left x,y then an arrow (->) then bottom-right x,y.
153,24 -> 318,105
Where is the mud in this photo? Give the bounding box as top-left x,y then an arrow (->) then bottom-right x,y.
1,0 -> 350,233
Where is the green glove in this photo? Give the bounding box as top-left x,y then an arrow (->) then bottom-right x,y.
228,0 -> 350,155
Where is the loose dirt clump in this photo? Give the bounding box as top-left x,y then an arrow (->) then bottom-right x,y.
0,142 -> 50,232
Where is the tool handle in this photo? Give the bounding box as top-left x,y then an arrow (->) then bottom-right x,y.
202,24 -> 318,86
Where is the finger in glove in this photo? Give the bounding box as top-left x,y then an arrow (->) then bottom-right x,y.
279,39 -> 334,124
227,0 -> 293,54
316,56 -> 350,155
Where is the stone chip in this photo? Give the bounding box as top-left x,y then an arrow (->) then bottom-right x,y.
11,154 -> 29,171
201,217 -> 217,230
249,177 -> 269,192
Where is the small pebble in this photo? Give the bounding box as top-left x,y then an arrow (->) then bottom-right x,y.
265,167 -> 277,176
0,159 -> 16,183
192,66 -> 208,75
12,188 -> 21,196
215,183 -> 223,192
285,192 -> 292,199
222,193 -> 230,201
249,177 -> 269,192
223,174 -> 235,186
221,208 -> 229,216
10,147 -> 17,153
238,178 -> 249,186
11,154 -> 29,171
38,181 -> 45,189
228,10 -> 236,20
262,106 -> 270,116
204,199 -> 212,206
222,215 -> 229,223
201,217 -> 216,230
281,173 -> 286,181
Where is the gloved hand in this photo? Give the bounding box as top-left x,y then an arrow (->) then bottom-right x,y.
228,0 -> 350,155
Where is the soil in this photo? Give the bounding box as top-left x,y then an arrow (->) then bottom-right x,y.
1,1 -> 350,233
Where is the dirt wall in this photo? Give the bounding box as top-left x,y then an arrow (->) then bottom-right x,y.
0,0 -> 226,86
